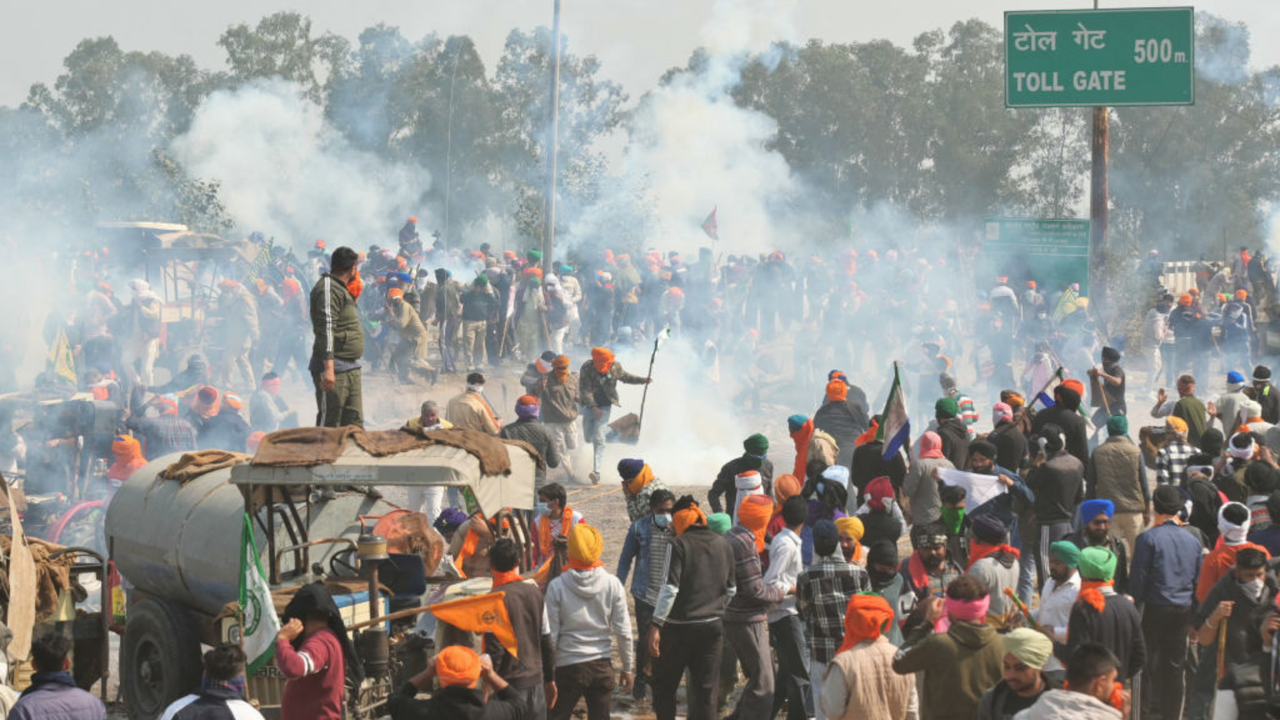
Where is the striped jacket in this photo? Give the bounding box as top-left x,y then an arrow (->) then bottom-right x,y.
309,273 -> 364,365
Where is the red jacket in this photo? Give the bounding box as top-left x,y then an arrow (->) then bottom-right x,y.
276,629 -> 345,720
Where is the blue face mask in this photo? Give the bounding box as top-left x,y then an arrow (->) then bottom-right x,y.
654,513 -> 672,528
536,501 -> 550,516
816,482 -> 826,496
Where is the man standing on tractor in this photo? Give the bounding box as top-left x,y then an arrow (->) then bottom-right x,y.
309,247 -> 365,428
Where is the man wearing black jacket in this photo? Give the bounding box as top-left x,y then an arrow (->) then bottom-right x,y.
933,398 -> 970,470
159,644 -> 263,720
1031,380 -> 1089,467
389,646 -> 527,720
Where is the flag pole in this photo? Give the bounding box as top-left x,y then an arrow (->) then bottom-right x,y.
636,326 -> 667,433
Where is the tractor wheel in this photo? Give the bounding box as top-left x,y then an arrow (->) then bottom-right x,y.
120,598 -> 201,720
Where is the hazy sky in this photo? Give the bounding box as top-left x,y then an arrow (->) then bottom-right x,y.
2,0 -> 1276,107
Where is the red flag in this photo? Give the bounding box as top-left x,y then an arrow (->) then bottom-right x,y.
702,207 -> 719,240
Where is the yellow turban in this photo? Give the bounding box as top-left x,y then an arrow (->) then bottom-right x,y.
835,516 -> 865,542
567,523 -> 604,571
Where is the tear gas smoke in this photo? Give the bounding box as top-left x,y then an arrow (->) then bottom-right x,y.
170,78 -> 434,249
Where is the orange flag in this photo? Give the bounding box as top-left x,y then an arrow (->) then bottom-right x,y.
430,591 -> 518,658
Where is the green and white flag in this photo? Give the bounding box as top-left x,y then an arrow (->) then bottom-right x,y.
239,514 -> 280,674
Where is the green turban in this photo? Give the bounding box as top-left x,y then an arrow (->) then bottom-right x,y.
743,433 -> 769,455
474,275 -> 490,287
1003,628 -> 1053,670
1107,415 -> 1129,436
527,249 -> 543,262
935,397 -> 960,419
707,513 -> 732,535
1078,546 -> 1117,581
1050,540 -> 1081,569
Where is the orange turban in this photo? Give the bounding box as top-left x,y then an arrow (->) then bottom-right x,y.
567,523 -> 605,571
737,494 -> 774,552
1060,378 -> 1085,397
774,474 -> 802,504
109,435 -> 147,481
553,355 -> 571,383
436,645 -> 482,687
836,594 -> 895,654
825,380 -> 848,403
223,393 -> 243,411
591,347 -> 615,374
247,431 -> 266,453
387,287 -> 404,301
673,500 -> 707,536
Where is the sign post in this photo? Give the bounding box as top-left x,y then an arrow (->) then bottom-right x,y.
1004,6 -> 1193,318
982,218 -> 1092,295
1004,7 -> 1195,108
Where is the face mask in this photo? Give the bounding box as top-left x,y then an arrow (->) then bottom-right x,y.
869,568 -> 896,586
940,506 -> 966,536
654,513 -> 672,528
467,383 -> 485,393
1241,577 -> 1265,598
816,482 -> 826,496
535,501 -> 550,516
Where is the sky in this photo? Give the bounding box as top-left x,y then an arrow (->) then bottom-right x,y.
2,0 -> 1277,108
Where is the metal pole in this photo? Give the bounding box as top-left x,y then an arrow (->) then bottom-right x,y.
444,46 -> 459,252
541,0 -> 562,274
1090,106 -> 1109,312
1090,0 -> 1108,314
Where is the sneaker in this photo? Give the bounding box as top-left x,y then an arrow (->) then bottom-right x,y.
589,471 -> 600,485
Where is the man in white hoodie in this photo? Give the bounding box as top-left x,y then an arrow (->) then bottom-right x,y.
545,523 -> 634,720
1014,643 -> 1124,720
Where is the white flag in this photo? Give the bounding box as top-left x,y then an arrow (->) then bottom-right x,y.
936,468 -> 1008,514
240,514 -> 280,674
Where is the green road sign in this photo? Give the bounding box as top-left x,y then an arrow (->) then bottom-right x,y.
1005,7 -> 1195,108
982,218 -> 1091,295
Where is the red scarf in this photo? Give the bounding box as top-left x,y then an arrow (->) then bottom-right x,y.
966,542 -> 1020,572
907,552 -> 931,589
790,420 -> 814,479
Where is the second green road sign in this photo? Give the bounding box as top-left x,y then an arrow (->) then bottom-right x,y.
1005,7 -> 1195,108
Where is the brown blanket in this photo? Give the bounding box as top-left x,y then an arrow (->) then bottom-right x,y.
356,427 -> 538,475
252,426 -> 357,467
159,450 -> 252,482
0,536 -> 74,623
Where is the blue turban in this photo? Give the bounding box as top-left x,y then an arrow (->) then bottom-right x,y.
617,458 -> 646,480
787,414 -> 808,433
1079,498 -> 1115,522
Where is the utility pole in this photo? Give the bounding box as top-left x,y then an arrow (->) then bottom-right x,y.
1089,0 -> 1108,313
443,45 -> 459,252
541,0 -> 562,274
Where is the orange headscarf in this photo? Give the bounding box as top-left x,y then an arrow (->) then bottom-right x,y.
673,500 -> 707,536
790,421 -> 814,479
591,347 -> 615,374
737,494 -> 774,552
192,386 -> 220,419
436,645 -> 483,687
825,380 -> 848,403
836,594 -> 895,654
553,355 -> 571,383
774,474 -> 802,505
855,416 -> 880,447
108,436 -> 147,480
346,269 -> 363,300
624,464 -> 655,496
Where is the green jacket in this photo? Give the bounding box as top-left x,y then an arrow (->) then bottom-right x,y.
310,273 -> 364,363
891,620 -> 1003,720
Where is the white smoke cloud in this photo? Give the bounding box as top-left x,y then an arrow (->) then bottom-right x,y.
562,0 -> 806,257
170,78 -> 433,251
